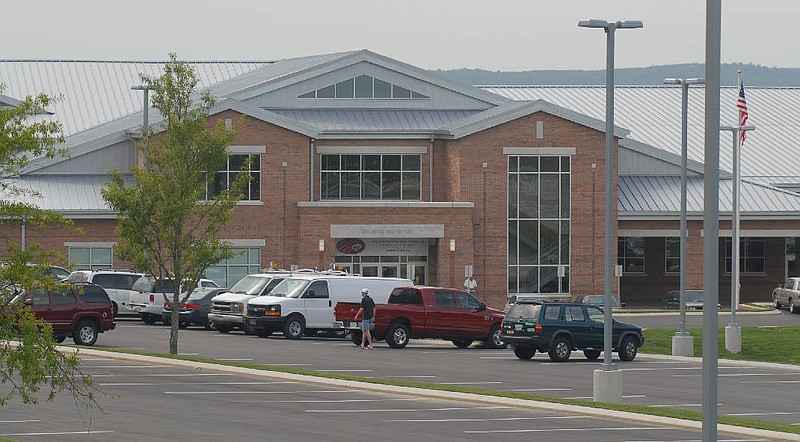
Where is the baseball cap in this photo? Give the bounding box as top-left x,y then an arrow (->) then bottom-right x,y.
361,288 -> 369,294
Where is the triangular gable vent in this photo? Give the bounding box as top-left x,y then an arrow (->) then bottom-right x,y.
298,75 -> 429,99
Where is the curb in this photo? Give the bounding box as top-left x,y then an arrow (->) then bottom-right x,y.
72,347 -> 800,441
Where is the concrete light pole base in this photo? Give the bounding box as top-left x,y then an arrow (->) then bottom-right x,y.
671,332 -> 694,357
593,367 -> 622,403
725,323 -> 742,353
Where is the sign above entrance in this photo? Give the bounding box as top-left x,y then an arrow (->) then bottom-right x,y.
331,224 -> 444,238
335,238 -> 428,256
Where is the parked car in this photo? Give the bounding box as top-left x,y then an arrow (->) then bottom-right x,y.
15,283 -> 116,345
208,271 -> 300,334
772,277 -> 800,313
68,269 -> 143,317
661,290 -> 718,310
162,287 -> 227,329
335,286 -> 507,349
571,294 -> 625,309
246,275 -> 412,339
503,294 -> 553,313
127,276 -> 218,324
501,300 -> 644,362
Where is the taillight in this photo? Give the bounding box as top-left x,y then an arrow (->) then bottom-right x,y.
163,302 -> 170,308
183,303 -> 201,309
149,294 -> 155,302
534,323 -> 542,334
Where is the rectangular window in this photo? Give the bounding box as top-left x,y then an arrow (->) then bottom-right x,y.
320,154 -> 422,201
69,247 -> 113,271
618,237 -> 645,274
206,154 -> 261,201
507,155 -> 570,295
725,238 -> 765,273
665,237 -> 680,273
205,247 -> 261,288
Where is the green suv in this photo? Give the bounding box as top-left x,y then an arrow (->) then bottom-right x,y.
501,301 -> 643,362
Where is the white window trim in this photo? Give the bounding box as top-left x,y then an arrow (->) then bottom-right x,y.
503,147 -> 576,155
64,242 -> 116,248
317,146 -> 427,155
227,146 -> 266,155
223,239 -> 266,247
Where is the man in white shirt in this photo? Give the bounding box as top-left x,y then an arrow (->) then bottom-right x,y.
464,275 -> 477,294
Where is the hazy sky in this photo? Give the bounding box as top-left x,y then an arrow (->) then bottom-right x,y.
3,0 -> 798,71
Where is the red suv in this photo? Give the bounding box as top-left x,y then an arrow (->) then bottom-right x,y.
20,283 -> 116,345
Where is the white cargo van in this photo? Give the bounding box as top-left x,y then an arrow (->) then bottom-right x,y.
208,271 -> 307,334
245,275 -> 412,339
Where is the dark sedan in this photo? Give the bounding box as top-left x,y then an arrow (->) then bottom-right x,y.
162,287 -> 228,329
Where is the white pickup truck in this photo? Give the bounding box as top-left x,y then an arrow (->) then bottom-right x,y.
126,276 -> 218,324
207,272 -> 295,334
772,277 -> 800,313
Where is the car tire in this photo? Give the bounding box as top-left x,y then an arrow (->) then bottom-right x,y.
54,335 -> 66,343
548,335 -> 572,362
350,330 -> 363,346
283,316 -> 305,340
618,335 -> 639,361
256,328 -> 273,338
583,349 -> 602,360
215,324 -> 233,334
242,322 -> 256,335
790,299 -> 798,314
112,302 -> 119,318
204,320 -> 213,330
73,319 -> 99,346
452,338 -> 473,349
162,316 -> 171,326
386,323 -> 410,349
485,324 -> 507,349
513,345 -> 536,360
773,296 -> 781,309
142,314 -> 157,325
178,320 -> 190,329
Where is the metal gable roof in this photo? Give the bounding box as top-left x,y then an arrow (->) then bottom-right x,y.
270,109 -> 478,133
619,175 -> 800,218
483,85 -> 800,184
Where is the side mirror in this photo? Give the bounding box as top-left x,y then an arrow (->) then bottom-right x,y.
478,302 -> 486,311
24,298 -> 33,306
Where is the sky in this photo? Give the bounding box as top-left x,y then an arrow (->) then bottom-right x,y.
2,0 -> 798,71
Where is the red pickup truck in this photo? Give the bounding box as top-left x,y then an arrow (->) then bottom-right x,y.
334,286 -> 506,349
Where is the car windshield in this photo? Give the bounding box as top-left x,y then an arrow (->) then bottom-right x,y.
48,266 -> 71,281
685,291 -> 704,302
582,295 -> 619,307
268,278 -> 310,298
505,303 -> 541,319
228,275 -> 271,295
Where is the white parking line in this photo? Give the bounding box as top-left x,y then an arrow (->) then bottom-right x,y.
726,411 -> 800,416
82,365 -> 165,369
99,381 -> 298,386
386,375 -> 437,379
437,381 -> 503,385
0,431 -> 114,436
650,403 -> 723,408
464,426 -> 671,434
217,358 -> 254,361
317,369 -> 373,372
508,388 -> 572,392
237,398 -> 419,404
385,415 -> 584,423
564,395 -> 646,400
0,420 -> 39,424
306,406 -> 509,413
165,390 -> 348,395
741,380 -> 800,384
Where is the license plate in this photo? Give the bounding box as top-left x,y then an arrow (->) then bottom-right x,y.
514,324 -> 523,330
131,306 -> 143,312
506,330 -> 514,335
248,319 -> 257,325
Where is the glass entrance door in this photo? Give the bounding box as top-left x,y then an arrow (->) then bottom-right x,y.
402,264 -> 426,285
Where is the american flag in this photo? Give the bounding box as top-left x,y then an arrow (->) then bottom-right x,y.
737,75 -> 749,145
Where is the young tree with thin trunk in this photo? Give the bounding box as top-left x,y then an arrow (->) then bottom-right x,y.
102,54 -> 248,355
0,85 -> 99,408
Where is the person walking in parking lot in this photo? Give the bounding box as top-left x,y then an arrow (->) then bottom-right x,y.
354,288 -> 375,349
464,275 -> 477,294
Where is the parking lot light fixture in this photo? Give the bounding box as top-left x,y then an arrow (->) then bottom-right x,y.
664,77 -> 703,357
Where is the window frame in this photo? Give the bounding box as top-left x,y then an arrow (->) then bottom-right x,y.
617,237 -> 645,274
725,238 -> 766,274
206,153 -> 261,202
320,153 -> 422,201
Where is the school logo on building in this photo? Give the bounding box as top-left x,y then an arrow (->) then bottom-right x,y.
336,238 -> 366,255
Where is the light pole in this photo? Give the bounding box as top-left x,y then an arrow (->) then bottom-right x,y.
131,85 -> 151,168
578,18 -> 642,404
720,123 -> 754,354
664,77 -> 704,357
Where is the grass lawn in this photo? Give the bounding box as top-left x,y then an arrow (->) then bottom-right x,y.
643,324 -> 800,365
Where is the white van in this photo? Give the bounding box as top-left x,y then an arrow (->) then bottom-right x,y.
245,275 -> 412,339
208,271 -> 307,334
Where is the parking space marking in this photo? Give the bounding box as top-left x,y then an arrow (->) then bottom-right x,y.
436,381 -> 503,385
317,369 -> 373,372
258,398 -> 419,404
741,380 -> 800,384
479,356 -> 518,359
508,388 -> 572,392
726,411 -> 800,416
650,403 -> 723,408
628,366 -> 746,372
306,406 -> 509,413
81,365 -> 166,369
464,426 -> 671,434
385,415 -> 584,423
0,431 -> 114,436
385,375 -> 437,378
564,395 -> 646,400
99,381 -> 298,386
0,420 -> 40,424
217,358 -> 254,361
164,389 -> 349,395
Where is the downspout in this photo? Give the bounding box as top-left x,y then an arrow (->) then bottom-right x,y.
309,138 -> 316,202
428,135 -> 434,202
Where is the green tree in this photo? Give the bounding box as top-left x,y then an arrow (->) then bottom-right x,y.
102,54 -> 248,355
0,85 -> 96,407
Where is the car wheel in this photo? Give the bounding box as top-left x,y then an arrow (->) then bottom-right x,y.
54,335 -> 66,343
513,345 -> 536,360
256,328 -> 273,338
790,299 -> 798,314
242,322 -> 256,335
485,324 -> 507,349
773,296 -> 781,309
548,335 -> 572,362
583,349 -> 602,360
112,302 -> 119,318
386,323 -> 410,348
283,316 -> 305,340
215,324 -> 233,334
618,335 -> 639,361
451,338 -> 473,348
178,320 -> 190,329
73,319 -> 99,346
328,330 -> 347,338
350,330 -> 363,346
162,316 -> 171,326
204,320 -> 213,330
142,314 -> 157,325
